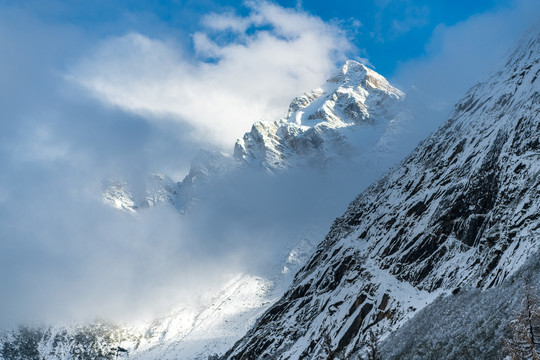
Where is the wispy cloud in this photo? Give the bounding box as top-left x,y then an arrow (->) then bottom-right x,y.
392,0 -> 540,118
390,4 -> 429,35
69,1 -> 355,149
0,1 -> 358,328
371,0 -> 430,42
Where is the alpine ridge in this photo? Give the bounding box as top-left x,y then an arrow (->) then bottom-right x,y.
222,24 -> 540,360
103,60 -> 408,214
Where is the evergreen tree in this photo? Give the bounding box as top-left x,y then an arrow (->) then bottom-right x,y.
321,329 -> 335,360
504,286 -> 540,360
359,330 -> 382,360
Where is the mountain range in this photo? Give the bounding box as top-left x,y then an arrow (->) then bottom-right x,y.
1,22 -> 539,360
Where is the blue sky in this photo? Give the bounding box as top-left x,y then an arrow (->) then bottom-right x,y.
0,0 -> 539,326
3,0 -> 537,131
0,0 -> 517,76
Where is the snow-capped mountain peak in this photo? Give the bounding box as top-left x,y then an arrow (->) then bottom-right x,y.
285,60 -> 404,128
104,60 -> 410,210
234,60 -> 407,171
328,60 -> 399,93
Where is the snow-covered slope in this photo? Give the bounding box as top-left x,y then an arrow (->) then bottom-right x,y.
0,237 -> 315,360
380,253 -> 540,360
103,60 -> 408,213
127,237 -> 315,360
223,25 -> 540,360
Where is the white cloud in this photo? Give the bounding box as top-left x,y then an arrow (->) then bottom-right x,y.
390,5 -> 429,35
202,11 -> 251,33
70,1 -> 354,149
0,2 -> 359,327
392,0 -> 540,110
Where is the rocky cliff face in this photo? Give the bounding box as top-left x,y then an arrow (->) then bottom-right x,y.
223,25 -> 540,360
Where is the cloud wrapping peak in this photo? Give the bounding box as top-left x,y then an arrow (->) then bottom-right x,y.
0,1 -> 357,328
3,0 -> 539,331
71,1 -> 354,148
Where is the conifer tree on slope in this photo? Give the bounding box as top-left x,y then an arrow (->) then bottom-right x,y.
359,330 -> 382,360
505,286 -> 540,360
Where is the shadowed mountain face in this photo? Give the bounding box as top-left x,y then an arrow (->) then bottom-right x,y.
223,26 -> 540,360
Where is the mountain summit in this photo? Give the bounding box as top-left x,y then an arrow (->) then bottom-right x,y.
233,60 -> 405,171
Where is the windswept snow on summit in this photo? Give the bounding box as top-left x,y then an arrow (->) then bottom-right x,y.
290,60 -> 404,128
234,60 -> 406,172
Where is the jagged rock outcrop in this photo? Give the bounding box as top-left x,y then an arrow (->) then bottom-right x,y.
103,149 -> 236,214
234,61 -> 405,171
223,25 -> 540,360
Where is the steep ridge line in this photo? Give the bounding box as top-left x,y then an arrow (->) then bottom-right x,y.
223,24 -> 540,360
